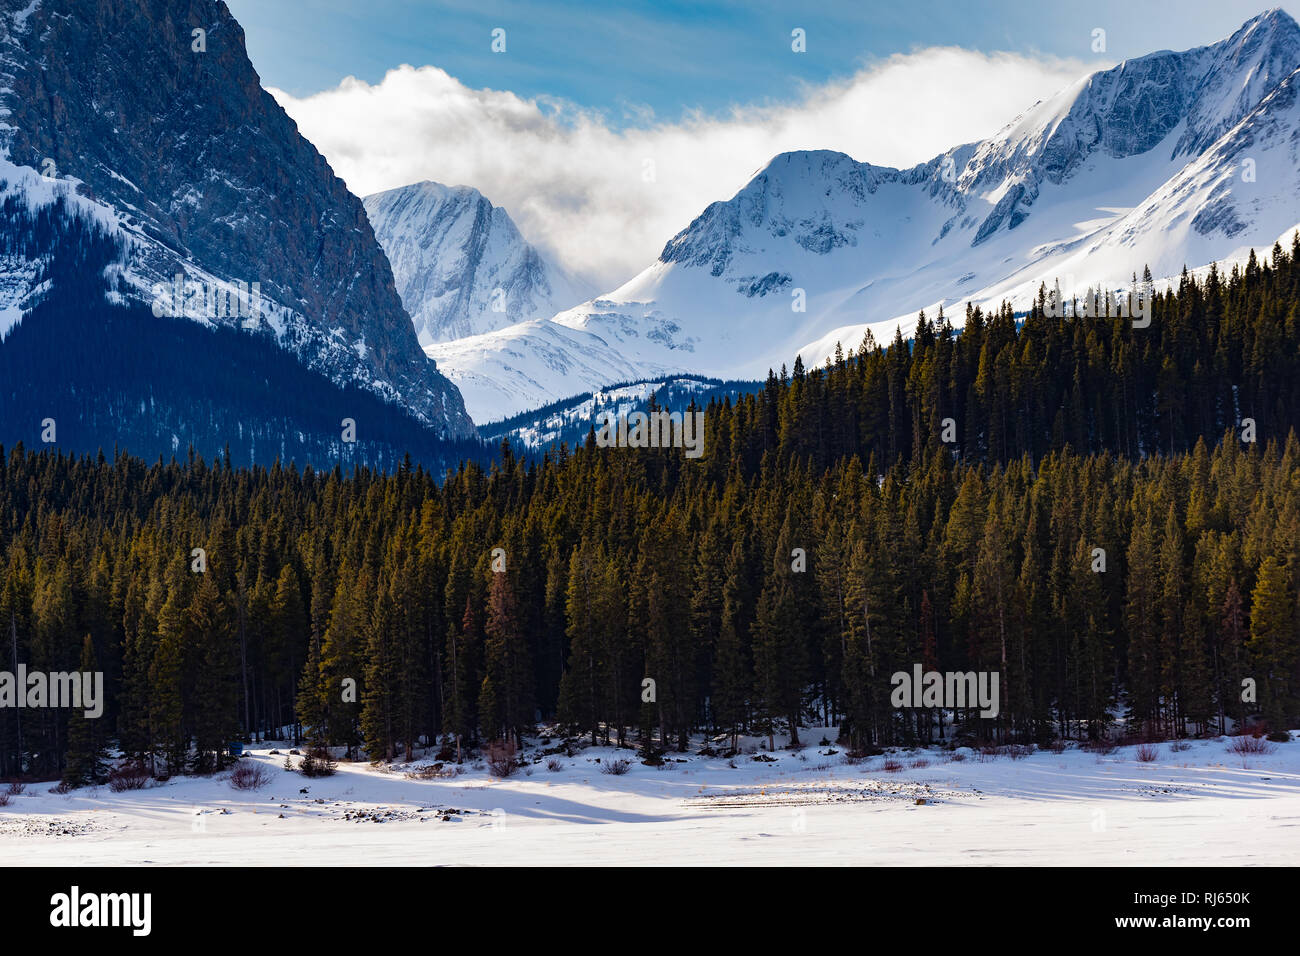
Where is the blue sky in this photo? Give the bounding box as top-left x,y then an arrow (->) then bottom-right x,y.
239,2 -> 1300,286
229,0 -> 1300,125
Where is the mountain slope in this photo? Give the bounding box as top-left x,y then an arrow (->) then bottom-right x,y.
479,375 -> 760,451
425,317 -> 670,424
429,9 -> 1300,420
0,0 -> 475,441
363,181 -> 589,344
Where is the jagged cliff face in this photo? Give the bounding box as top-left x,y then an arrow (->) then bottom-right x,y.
364,181 -> 588,345
0,0 -> 475,436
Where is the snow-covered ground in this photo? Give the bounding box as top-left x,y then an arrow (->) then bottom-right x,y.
1,731 -> 1294,866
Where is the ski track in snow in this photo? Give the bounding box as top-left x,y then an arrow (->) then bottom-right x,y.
1,731 -> 1295,866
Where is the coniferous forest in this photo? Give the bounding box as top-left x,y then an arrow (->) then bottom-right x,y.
3,238 -> 1300,783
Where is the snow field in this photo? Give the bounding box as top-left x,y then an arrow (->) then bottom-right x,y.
2,729 -> 1295,866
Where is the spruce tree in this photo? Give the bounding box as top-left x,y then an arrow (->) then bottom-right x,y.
1248,556 -> 1295,733
480,568 -> 533,748
191,572 -> 239,771
62,635 -> 109,787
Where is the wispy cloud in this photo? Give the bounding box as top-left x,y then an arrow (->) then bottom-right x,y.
272,48 -> 1095,288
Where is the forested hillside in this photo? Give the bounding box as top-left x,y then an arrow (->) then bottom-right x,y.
3,237 -> 1300,782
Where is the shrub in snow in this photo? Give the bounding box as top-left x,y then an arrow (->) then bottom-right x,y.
298,748 -> 338,777
433,743 -> 457,761
108,761 -> 151,792
545,757 -> 563,772
486,739 -> 519,778
1135,743 -> 1159,762
406,763 -> 461,780
1228,736 -> 1275,756
601,758 -> 631,775
229,762 -> 273,790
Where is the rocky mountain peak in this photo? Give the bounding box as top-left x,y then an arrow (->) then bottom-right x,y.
363,180 -> 588,345
0,0 -> 474,435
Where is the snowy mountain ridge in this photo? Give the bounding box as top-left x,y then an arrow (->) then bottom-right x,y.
363,181 -> 590,345
426,8 -> 1300,422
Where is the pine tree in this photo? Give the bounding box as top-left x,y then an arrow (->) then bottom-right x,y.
558,543 -> 609,745
1220,579 -> 1248,732
480,568 -> 533,747
970,511 -> 1015,739
634,509 -> 694,751
443,594 -> 477,761
713,539 -> 751,752
1124,509 -> 1161,732
150,560 -> 191,775
1247,556 -> 1296,732
269,563 -> 308,742
1157,505 -> 1187,736
62,635 -> 109,787
191,572 -> 239,771
753,517 -> 809,749
842,535 -> 885,748
361,581 -> 398,762
1179,598 -> 1215,736
321,567 -> 367,758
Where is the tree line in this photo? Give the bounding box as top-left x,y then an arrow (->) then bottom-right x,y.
2,237 -> 1300,783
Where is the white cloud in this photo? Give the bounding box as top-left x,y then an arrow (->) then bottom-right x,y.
272,48 -> 1096,289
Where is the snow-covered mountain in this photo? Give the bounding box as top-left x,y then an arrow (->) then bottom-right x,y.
363,181 -> 589,345
0,0 -> 475,440
430,8 -> 1300,422
479,375 -> 758,449
420,317 -> 666,426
